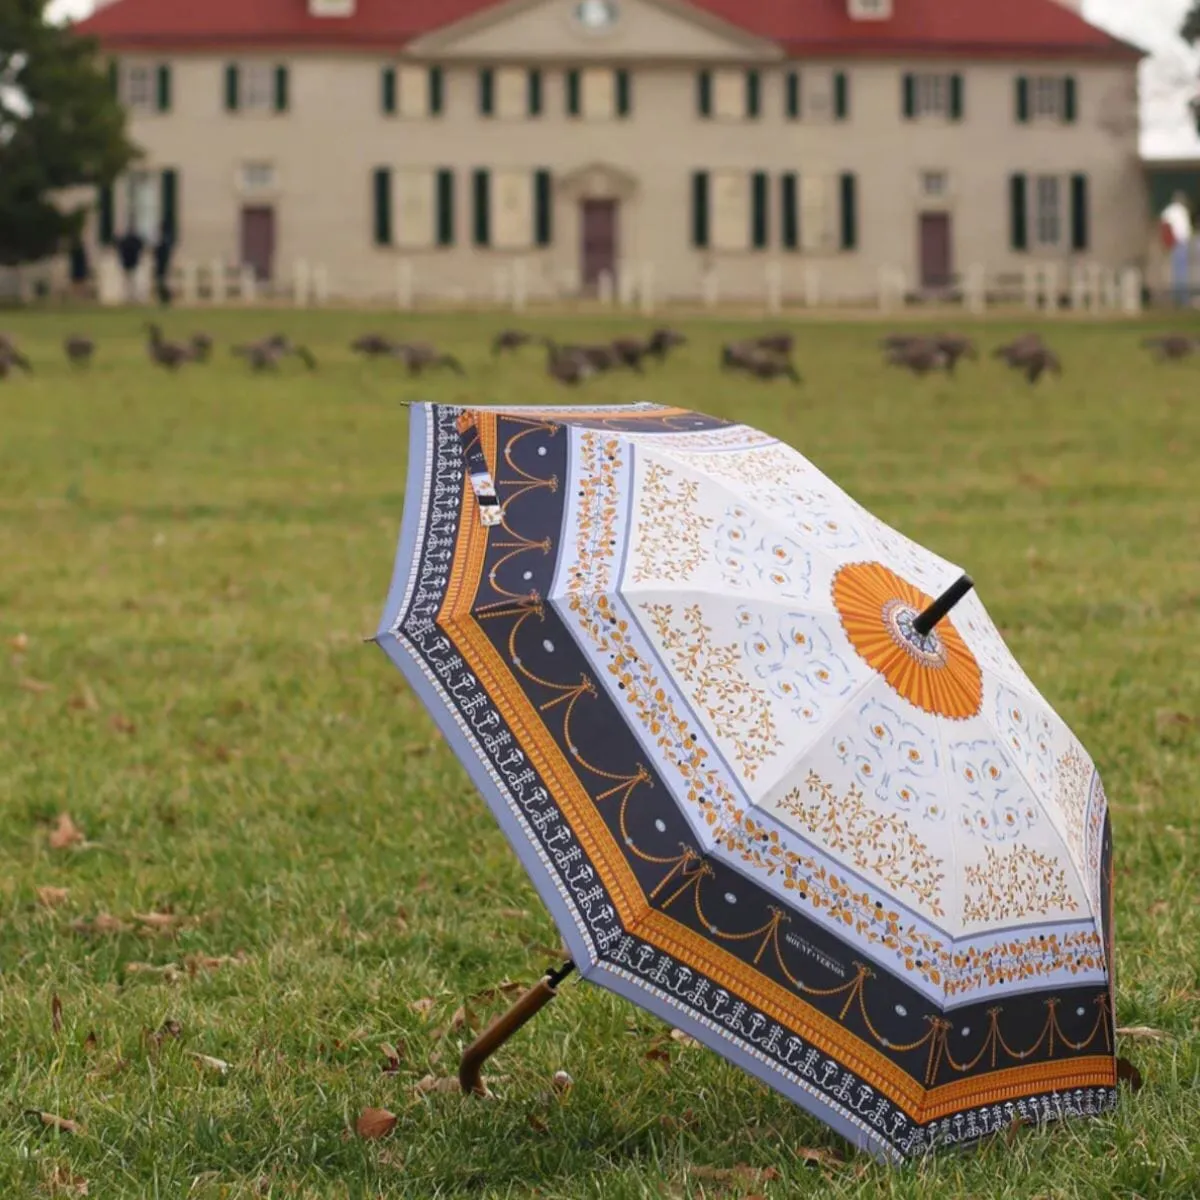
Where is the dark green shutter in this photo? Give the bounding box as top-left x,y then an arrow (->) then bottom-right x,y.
746,70 -> 760,118
382,67 -> 397,114
108,60 -> 119,97
750,171 -> 768,249
1010,173 -> 1028,251
616,69 -> 631,116
697,70 -> 712,117
691,171 -> 709,248
565,69 -> 581,116
949,73 -> 963,120
780,173 -> 798,250
785,70 -> 800,119
160,169 -> 178,241
479,68 -> 494,115
373,168 -> 392,245
1063,76 -> 1077,124
1070,173 -> 1089,251
902,72 -> 915,119
534,169 -> 552,246
429,67 -> 444,114
224,64 -> 240,112
473,168 -> 490,246
834,71 -> 849,120
156,64 -> 171,112
436,169 -> 454,246
839,172 -> 857,251
528,69 -> 542,115
274,65 -> 289,112
98,184 -> 114,245
1016,76 -> 1030,123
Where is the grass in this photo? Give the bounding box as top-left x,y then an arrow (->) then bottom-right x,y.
0,306 -> 1198,1199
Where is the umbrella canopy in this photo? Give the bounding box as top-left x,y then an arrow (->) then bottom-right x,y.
377,401 -> 1115,1163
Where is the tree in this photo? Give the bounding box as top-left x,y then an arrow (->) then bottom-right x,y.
1184,2 -> 1200,47
0,0 -> 137,266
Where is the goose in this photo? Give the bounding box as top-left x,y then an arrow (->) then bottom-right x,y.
63,335 -> 95,367
543,339 -> 595,386
645,327 -> 687,362
934,333 -> 978,375
885,338 -> 951,376
262,334 -> 318,369
232,340 -> 285,372
993,333 -> 1045,368
609,336 -> 649,372
393,341 -> 465,376
189,333 -> 214,363
1022,347 -> 1062,384
754,331 -> 795,357
491,329 -> 535,355
352,333 -> 396,358
1142,334 -> 1198,361
145,323 -> 191,370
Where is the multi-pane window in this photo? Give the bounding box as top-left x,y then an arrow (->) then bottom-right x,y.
241,162 -> 276,192
124,64 -> 153,110
921,170 -> 948,198
1034,175 -> 1061,246
242,64 -> 275,110
1031,77 -> 1065,119
126,171 -> 161,240
914,74 -> 949,117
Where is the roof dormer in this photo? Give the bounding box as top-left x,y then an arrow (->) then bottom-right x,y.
848,0 -> 892,20
308,0 -> 355,16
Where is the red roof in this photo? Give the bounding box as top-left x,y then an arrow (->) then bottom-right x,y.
75,0 -> 1142,60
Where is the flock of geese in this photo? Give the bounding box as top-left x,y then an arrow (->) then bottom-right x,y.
0,323 -> 1195,387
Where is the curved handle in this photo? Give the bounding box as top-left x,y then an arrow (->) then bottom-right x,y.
458,976 -> 559,1096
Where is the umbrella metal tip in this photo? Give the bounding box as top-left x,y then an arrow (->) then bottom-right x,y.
913,574 -> 975,637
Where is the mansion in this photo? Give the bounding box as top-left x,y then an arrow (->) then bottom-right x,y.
76,0 -> 1146,305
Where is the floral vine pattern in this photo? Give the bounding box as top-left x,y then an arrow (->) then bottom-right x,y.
630,461 -> 713,584
963,845 -> 1080,925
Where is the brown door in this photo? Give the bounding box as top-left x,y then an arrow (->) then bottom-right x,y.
240,206 -> 276,282
918,213 -> 952,290
580,199 -> 618,291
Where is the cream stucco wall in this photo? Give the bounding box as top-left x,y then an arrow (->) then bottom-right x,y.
99,0 -> 1144,303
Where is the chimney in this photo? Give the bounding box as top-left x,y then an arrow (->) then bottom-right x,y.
308,0 -> 356,15
847,0 -> 893,20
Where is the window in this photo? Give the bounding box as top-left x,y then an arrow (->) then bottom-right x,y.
915,74 -> 948,117
125,171 -> 161,240
1034,175 -> 1061,246
483,67 -> 540,118
776,173 -> 857,253
921,170 -> 948,198
582,68 -> 614,118
1016,75 -> 1076,124
243,64 -> 275,110
397,66 -> 431,117
124,65 -> 153,110
477,168 -> 551,248
710,171 -> 750,250
698,69 -> 758,120
1031,77 -> 1063,119
787,69 -> 849,121
241,162 -> 276,192
372,167 -> 455,247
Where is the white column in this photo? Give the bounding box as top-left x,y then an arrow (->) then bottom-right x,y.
239,265 -> 257,304
803,264 -> 821,309
1120,267 -> 1143,315
134,257 -> 152,303
965,264 -> 986,314
597,269 -> 615,305
311,264 -> 329,305
618,264 -> 637,307
764,260 -> 782,314
1023,264 -> 1039,310
1086,263 -> 1103,311
210,259 -> 227,304
293,259 -> 311,307
560,266 -> 580,297
396,260 -> 414,309
178,261 -> 197,304
511,259 -> 528,311
1069,265 -> 1087,312
97,252 -> 123,306
1041,265 -> 1060,314
1101,268 -> 1119,312
878,266 -> 903,312
700,267 -> 718,309
639,263 -> 655,315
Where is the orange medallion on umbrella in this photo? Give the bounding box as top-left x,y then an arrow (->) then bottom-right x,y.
833,561 -> 983,720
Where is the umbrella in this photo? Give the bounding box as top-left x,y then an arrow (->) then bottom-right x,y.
375,401 -> 1116,1163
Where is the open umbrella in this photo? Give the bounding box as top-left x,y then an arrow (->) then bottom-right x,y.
375,401 -> 1116,1163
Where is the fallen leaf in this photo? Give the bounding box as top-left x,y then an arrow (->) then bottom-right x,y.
83,1031 -> 98,1054
379,1042 -> 405,1074
414,1073 -> 463,1095
67,684 -> 100,712
37,886 -> 70,908
26,1111 -> 81,1135
190,1052 -> 230,1074
551,1070 -> 574,1095
793,1147 -> 845,1169
470,979 -> 524,1004
109,715 -> 136,735
394,905 -> 410,933
528,1112 -> 550,1133
72,912 -> 130,936
44,1166 -> 88,1196
497,907 -> 530,920
1117,1056 -> 1144,1092
133,911 -> 180,931
52,993 -> 63,1034
1117,1026 -> 1169,1042
1155,709 -> 1194,732
145,1018 -> 183,1047
49,814 -> 84,850
19,677 -> 53,694
644,1046 -> 672,1065
125,961 -> 183,982
10,632 -> 29,652
355,1107 -> 398,1140
183,952 -> 247,976
669,1029 -> 699,1048
409,997 -> 436,1017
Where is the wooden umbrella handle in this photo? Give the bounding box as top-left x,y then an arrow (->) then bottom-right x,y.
458,976 -> 560,1096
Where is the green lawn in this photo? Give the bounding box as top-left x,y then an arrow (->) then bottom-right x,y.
1,307 -> 1198,1199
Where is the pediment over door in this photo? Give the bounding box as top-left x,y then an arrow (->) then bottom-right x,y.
557,162 -> 639,200
406,0 -> 782,62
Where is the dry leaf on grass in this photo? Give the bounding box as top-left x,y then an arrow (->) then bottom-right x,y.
408,997 -> 436,1017
413,1074 -> 463,1095
19,677 -> 53,694
528,1112 -> 550,1134
133,911 -> 182,932
83,1031 -> 98,1054
432,1004 -> 478,1040
793,1147 -> 845,1170
1155,710 -> 1194,735
10,632 -> 29,653
26,1111 -> 81,1135
37,886 -> 70,908
190,1052 -> 230,1074
470,980 -> 524,1004
71,913 -> 130,936
44,1166 -> 88,1196
497,907 -> 530,920
551,1070 -> 574,1095
356,1107 -> 398,1140
125,962 -> 183,983
644,1045 -> 672,1065
145,1019 -> 183,1048
67,685 -> 100,712
183,952 -> 247,976
49,814 -> 84,850
109,715 -> 136,735
52,993 -> 63,1035
1116,1025 -> 1169,1042
379,1043 -> 405,1074
669,1029 -> 699,1048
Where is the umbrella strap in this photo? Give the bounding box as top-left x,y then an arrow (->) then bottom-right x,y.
455,409 -> 503,527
